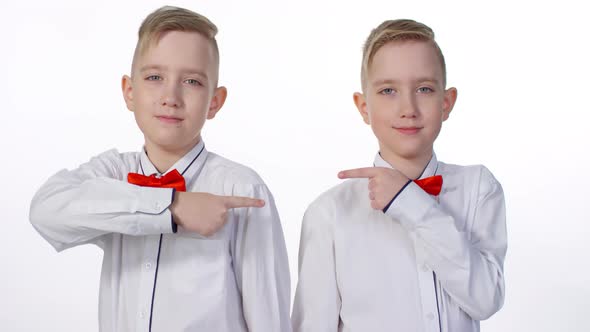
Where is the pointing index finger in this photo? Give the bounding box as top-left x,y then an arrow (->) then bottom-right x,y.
223,196 -> 266,209
338,167 -> 380,179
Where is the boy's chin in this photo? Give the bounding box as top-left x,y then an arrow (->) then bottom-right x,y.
146,136 -> 199,153
383,144 -> 433,161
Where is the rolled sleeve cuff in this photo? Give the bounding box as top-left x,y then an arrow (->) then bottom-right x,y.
135,186 -> 176,234
384,181 -> 437,230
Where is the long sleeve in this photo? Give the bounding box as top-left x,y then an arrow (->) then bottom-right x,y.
29,149 -> 176,252
231,183 -> 292,332
292,198 -> 341,332
385,166 -> 507,320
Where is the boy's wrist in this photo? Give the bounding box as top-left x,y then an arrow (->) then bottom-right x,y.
382,179 -> 413,213
170,189 -> 178,233
170,190 -> 184,227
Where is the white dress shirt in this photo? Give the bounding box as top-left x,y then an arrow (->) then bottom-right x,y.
292,152 -> 506,332
30,140 -> 292,332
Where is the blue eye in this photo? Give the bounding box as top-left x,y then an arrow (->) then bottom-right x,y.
418,87 -> 434,93
380,88 -> 395,95
146,75 -> 161,81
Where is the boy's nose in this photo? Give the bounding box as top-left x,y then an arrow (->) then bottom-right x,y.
161,96 -> 179,108
160,84 -> 182,108
399,94 -> 418,118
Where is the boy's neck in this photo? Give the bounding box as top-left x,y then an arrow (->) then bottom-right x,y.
380,150 -> 433,180
144,136 -> 201,174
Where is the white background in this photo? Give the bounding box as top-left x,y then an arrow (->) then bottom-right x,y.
1,0 -> 589,331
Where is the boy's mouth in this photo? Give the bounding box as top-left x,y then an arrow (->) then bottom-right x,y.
393,126 -> 422,135
156,115 -> 183,124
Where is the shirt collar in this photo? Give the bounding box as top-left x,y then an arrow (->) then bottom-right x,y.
373,151 -> 439,180
139,140 -> 208,181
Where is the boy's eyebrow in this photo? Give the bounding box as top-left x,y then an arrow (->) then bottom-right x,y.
139,64 -> 209,79
372,77 -> 440,86
413,77 -> 440,84
372,79 -> 398,87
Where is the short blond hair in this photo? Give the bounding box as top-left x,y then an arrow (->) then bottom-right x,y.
131,6 -> 220,84
361,19 -> 446,90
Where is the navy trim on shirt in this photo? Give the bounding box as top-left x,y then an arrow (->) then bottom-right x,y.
170,188 -> 177,233
149,234 -> 164,332
181,144 -> 205,176
433,272 -> 443,332
139,158 -> 145,176
382,179 -> 412,213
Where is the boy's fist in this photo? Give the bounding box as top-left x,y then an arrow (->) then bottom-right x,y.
170,191 -> 265,236
338,167 -> 409,211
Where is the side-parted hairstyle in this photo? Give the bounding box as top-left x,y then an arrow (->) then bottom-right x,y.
131,6 -> 220,85
361,19 -> 446,90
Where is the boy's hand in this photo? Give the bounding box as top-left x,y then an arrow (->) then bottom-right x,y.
338,167 -> 409,211
170,191 -> 265,236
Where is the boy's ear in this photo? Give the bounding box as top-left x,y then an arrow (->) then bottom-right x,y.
121,75 -> 134,112
353,92 -> 370,125
207,86 -> 228,120
442,87 -> 458,121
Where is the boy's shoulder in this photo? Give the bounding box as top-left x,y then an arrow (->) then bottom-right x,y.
437,161 -> 504,204
88,148 -> 140,163
437,161 -> 502,188
203,151 -> 266,187
71,149 -> 140,181
306,178 -> 368,216
438,160 -> 487,173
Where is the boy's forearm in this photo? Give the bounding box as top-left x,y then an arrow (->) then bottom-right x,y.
385,181 -> 506,320
30,169 -> 175,251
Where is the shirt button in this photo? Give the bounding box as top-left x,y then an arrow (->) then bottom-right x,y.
421,264 -> 429,272
427,312 -> 435,320
139,311 -> 146,319
145,262 -> 152,270
155,202 -> 161,210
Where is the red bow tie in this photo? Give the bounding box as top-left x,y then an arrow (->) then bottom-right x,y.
127,169 -> 186,192
414,175 -> 443,196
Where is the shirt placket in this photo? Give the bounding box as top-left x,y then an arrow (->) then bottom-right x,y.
414,240 -> 442,332
135,234 -> 162,330
414,175 -> 442,332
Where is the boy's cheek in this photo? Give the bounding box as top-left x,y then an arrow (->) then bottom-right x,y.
370,108 -> 391,123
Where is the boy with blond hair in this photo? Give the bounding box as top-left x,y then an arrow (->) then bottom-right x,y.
292,19 -> 507,332
30,6 -> 291,332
